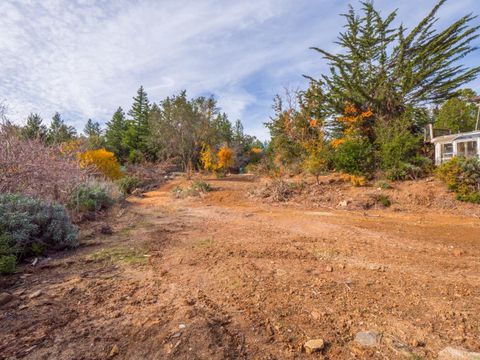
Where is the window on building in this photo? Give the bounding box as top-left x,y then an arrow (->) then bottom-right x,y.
457,141 -> 477,157
441,143 -> 454,159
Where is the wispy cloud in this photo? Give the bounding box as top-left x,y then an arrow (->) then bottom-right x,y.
0,0 -> 478,139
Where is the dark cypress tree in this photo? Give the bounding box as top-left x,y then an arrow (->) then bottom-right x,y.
311,0 -> 480,123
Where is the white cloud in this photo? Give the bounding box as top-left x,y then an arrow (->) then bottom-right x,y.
0,0 -> 478,140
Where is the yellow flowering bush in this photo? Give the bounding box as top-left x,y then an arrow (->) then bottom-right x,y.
77,149 -> 123,180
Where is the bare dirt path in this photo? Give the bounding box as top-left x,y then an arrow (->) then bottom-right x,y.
1,176 -> 479,359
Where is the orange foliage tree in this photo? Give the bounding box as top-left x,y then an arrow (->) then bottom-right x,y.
216,146 -> 234,171
199,144 -> 234,176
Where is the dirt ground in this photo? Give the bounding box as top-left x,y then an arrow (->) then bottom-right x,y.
1,175 -> 479,359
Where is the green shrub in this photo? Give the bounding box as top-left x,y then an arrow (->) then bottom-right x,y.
436,157 -> 480,204
68,183 -> 114,212
172,181 -> 213,198
385,157 -> 432,181
0,193 -> 78,273
375,180 -> 393,189
375,194 -> 392,207
116,176 -> 141,195
375,118 -> 421,171
0,255 -> 16,274
191,181 -> 212,193
333,139 -> 375,176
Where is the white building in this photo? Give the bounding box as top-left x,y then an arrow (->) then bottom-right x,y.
426,96 -> 480,165
429,128 -> 480,165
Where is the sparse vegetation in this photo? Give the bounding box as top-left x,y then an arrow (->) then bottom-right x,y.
376,181 -> 393,190
0,193 -> 78,273
68,183 -> 114,213
172,181 -> 213,198
1,1 -> 480,358
436,157 -> 480,203
257,179 -> 304,202
90,247 -> 148,265
116,176 -> 141,195
373,194 -> 392,208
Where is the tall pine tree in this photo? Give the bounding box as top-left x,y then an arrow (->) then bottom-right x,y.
83,118 -> 104,149
22,113 -> 47,140
84,119 -> 102,137
46,112 -> 76,145
126,86 -> 150,160
105,107 -> 129,162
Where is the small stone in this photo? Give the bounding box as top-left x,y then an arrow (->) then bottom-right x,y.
109,344 -> 119,357
338,200 -> 350,208
410,338 -> 425,347
304,339 -> 325,354
385,336 -> 412,357
179,324 -> 186,330
31,258 -> 38,266
453,249 -> 464,257
325,266 -> 333,272
29,290 -> 42,299
368,264 -> 386,272
311,311 -> 321,320
0,292 -> 13,306
184,298 -> 196,306
354,331 -> 382,348
438,347 -> 480,360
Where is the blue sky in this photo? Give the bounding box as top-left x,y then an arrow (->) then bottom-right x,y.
1,0 -> 479,140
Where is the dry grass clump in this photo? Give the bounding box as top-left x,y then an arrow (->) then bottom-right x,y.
255,179 -> 305,202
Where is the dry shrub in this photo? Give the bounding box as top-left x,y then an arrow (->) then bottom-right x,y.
256,179 -> 304,202
0,133 -> 87,203
125,161 -> 174,190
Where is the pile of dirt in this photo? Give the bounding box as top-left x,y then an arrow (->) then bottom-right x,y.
251,175 -> 480,216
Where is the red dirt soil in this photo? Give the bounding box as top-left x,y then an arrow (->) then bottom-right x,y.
1,175 -> 479,359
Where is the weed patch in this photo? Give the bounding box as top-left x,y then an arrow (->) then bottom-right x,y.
90,247 -> 148,265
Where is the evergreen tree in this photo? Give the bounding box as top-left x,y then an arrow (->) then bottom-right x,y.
46,112 -> 76,145
435,89 -> 478,133
105,107 -> 129,162
210,113 -> 233,145
126,86 -> 150,159
83,119 -> 104,149
22,113 -> 47,140
311,0 -> 480,124
84,119 -> 102,137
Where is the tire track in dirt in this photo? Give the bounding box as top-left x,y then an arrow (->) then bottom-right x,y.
1,176 -> 479,359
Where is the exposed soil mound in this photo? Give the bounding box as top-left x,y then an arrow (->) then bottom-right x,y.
252,175 -> 480,216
